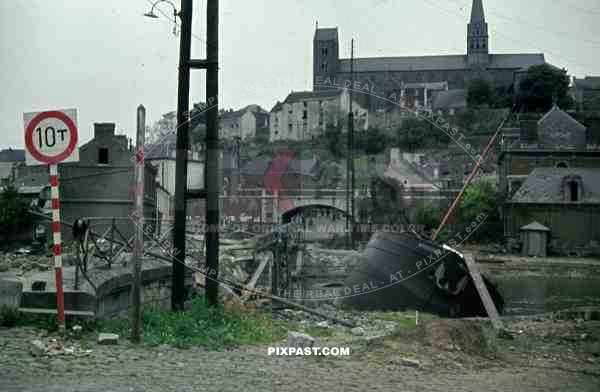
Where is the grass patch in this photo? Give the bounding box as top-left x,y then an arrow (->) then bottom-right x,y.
98,298 -> 289,349
371,310 -> 423,330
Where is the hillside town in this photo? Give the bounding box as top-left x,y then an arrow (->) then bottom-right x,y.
1,1 -> 600,391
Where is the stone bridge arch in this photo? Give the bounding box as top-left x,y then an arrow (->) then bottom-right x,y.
281,202 -> 350,224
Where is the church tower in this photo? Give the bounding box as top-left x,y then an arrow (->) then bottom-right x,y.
313,24 -> 339,91
467,0 -> 489,67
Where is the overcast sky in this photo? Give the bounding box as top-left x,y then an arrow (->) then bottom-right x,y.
2,0 -> 599,149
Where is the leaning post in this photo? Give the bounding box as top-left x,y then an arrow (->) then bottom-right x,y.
131,104 -> 146,342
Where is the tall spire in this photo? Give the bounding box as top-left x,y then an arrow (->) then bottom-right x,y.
470,0 -> 485,23
467,0 -> 489,64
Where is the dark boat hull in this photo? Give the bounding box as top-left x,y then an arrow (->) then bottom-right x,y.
339,232 -> 504,317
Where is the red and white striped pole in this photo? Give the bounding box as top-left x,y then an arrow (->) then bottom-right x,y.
50,163 -> 66,332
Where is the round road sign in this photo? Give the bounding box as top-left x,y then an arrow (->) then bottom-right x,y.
24,110 -> 78,165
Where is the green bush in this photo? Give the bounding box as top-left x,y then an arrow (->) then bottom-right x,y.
458,178 -> 502,242
0,305 -> 20,327
0,182 -> 32,233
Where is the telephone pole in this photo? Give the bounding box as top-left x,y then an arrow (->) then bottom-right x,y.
172,0 -> 193,311
170,0 -> 220,310
204,0 -> 220,305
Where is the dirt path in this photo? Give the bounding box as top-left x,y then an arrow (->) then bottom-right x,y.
1,326 -> 598,392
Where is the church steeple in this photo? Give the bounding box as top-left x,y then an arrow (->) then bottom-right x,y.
467,0 -> 489,66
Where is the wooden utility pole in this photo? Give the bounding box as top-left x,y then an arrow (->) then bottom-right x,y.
172,0 -> 193,311
132,104 -> 145,342
204,0 -> 220,305
171,0 -> 220,309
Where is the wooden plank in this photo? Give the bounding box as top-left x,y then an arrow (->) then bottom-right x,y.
19,308 -> 95,318
240,253 -> 271,303
463,253 -> 504,330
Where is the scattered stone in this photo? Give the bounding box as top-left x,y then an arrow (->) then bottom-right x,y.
400,357 -> 421,368
30,340 -> 46,357
284,331 -> 314,349
351,327 -> 365,336
316,321 -> 329,328
98,333 -> 119,345
364,335 -> 385,348
72,325 -> 83,337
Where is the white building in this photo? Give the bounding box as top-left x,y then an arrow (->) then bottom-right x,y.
269,89 -> 368,142
145,134 -> 205,230
219,104 -> 269,140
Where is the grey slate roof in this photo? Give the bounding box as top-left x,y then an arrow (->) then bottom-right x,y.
520,221 -> 550,231
0,149 -> 25,162
282,90 -> 341,104
573,77 -> 600,90
339,55 -> 468,73
241,158 -> 317,177
337,53 -> 545,73
431,89 -> 467,110
144,133 -> 177,160
537,105 -> 587,146
314,28 -> 338,41
511,168 -> 600,204
488,53 -> 545,70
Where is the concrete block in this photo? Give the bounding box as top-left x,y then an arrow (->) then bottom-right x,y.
283,331 -> 314,349
0,279 -> 22,309
98,333 -> 119,345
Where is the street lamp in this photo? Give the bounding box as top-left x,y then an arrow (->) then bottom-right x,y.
144,0 -> 180,34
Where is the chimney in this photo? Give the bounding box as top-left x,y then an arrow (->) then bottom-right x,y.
518,114 -> 538,142
94,123 -> 116,139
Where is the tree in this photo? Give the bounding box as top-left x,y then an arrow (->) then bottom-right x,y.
467,78 -> 494,107
395,117 -> 430,152
355,128 -> 394,155
146,102 -> 208,147
458,178 -> 502,241
517,64 -> 573,112
0,182 -> 32,233
320,121 -> 345,159
146,111 -> 177,143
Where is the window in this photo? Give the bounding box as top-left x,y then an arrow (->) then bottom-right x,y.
302,110 -> 307,120
563,175 -> 582,202
321,47 -> 328,56
288,123 -> 293,133
98,148 -> 109,164
569,181 -> 579,201
321,62 -> 328,72
303,101 -> 307,107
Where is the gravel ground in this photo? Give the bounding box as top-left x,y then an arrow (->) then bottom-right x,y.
1,318 -> 599,392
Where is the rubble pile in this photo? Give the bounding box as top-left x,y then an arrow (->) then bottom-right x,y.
29,338 -> 93,358
0,251 -> 53,275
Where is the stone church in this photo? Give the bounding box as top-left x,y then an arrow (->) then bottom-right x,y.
313,0 -> 548,112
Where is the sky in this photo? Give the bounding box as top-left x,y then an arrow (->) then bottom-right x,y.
1,0 -> 600,149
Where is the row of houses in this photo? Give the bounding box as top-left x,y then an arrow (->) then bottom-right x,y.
217,85 -> 466,143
